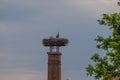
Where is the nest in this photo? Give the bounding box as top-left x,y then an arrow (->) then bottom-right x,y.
43,38 -> 68,46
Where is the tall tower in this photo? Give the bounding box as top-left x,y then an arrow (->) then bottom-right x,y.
42,33 -> 68,80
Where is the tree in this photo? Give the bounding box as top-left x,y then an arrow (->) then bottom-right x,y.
86,1 -> 120,80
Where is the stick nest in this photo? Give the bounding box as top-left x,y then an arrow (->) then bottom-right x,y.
43,38 -> 68,46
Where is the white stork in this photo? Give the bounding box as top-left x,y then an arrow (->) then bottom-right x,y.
56,32 -> 59,38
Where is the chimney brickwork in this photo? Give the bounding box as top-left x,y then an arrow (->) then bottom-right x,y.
47,52 -> 61,80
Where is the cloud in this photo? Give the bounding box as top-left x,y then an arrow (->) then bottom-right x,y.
0,22 -> 20,35
0,70 -> 46,80
0,52 -> 47,80
0,0 -> 119,80
0,0 -> 118,28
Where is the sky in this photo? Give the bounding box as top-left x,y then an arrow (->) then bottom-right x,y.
0,0 -> 119,80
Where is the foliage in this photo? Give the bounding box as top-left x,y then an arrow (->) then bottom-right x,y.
86,1 -> 120,80
118,0 -> 120,6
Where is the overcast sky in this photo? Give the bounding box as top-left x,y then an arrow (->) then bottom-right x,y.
0,0 -> 119,80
